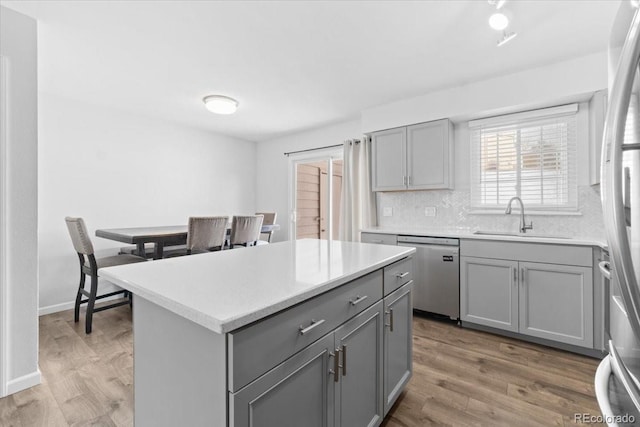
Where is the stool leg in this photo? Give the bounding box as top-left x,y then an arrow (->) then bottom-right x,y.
74,272 -> 85,323
85,275 -> 98,334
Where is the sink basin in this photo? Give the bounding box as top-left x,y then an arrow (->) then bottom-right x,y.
473,231 -> 572,239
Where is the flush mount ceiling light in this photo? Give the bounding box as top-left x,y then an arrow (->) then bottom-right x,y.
203,95 -> 239,115
489,12 -> 509,31
497,30 -> 518,47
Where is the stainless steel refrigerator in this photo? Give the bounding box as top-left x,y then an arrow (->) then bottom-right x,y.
595,2 -> 640,426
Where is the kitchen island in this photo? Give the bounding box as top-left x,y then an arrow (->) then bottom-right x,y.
100,239 -> 415,427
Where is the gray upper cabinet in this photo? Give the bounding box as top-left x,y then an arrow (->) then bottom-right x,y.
371,127 -> 406,191
407,120 -> 453,190
371,119 -> 453,192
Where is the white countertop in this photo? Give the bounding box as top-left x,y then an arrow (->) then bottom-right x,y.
362,227 -> 607,248
100,239 -> 415,334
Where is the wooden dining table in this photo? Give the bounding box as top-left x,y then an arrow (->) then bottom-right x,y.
96,224 -> 281,260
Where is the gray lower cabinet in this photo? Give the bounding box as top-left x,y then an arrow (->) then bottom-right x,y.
519,261 -> 593,347
230,333 -> 335,427
460,256 -> 519,332
460,246 -> 594,349
334,302 -> 384,427
231,302 -> 385,427
383,281 -> 413,414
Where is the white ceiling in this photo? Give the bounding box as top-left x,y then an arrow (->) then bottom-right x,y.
1,0 -> 619,142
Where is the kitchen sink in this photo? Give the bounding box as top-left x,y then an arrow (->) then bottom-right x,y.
473,230 -> 572,239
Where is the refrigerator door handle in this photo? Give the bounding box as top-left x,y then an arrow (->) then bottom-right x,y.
599,261 -> 612,281
609,340 -> 640,411
601,8 -> 640,339
594,355 -> 618,426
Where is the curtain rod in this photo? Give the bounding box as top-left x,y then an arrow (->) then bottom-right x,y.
284,143 -> 343,157
284,139 -> 362,157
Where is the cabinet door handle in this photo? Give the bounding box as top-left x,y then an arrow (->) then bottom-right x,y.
350,295 -> 368,306
521,268 -> 526,286
341,344 -> 347,376
385,309 -> 394,332
330,349 -> 340,383
403,176 -> 407,186
513,267 -> 517,285
408,175 -> 412,186
396,272 -> 409,279
299,318 -> 325,335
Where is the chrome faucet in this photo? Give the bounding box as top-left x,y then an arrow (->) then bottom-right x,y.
505,196 -> 533,233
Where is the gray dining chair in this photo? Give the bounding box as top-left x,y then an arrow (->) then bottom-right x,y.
65,217 -> 147,334
255,212 -> 277,245
229,215 -> 264,248
166,216 -> 229,256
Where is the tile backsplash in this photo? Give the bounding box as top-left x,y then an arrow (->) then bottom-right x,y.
376,185 -> 605,240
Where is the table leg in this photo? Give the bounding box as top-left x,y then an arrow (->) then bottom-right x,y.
154,242 -> 164,260
136,242 -> 147,258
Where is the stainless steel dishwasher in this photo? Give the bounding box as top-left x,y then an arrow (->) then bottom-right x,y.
397,235 -> 460,320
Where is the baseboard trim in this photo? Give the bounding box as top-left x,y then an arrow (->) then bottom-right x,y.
39,293 -> 125,316
6,369 -> 41,395
39,300 -> 75,316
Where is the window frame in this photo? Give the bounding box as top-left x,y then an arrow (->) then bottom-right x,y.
469,104 -> 579,214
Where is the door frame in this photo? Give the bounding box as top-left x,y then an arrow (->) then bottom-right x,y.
0,56 -> 9,397
287,147 -> 343,241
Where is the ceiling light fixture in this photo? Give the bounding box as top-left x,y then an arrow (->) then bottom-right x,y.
203,95 -> 239,115
489,12 -> 509,31
497,30 -> 518,47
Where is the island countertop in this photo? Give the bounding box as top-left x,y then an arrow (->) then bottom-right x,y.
100,239 -> 415,334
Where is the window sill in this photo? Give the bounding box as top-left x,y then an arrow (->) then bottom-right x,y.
468,209 -> 583,216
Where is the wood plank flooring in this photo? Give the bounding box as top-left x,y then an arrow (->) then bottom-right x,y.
1,306 -> 604,426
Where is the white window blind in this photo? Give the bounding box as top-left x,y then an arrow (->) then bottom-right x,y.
470,105 -> 578,211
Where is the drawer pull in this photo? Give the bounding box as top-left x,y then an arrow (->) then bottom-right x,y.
396,272 -> 409,279
371,240 -> 383,243
342,344 -> 347,376
299,319 -> 325,335
349,295 -> 368,306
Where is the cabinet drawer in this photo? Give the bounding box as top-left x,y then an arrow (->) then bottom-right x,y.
383,257 -> 413,295
460,239 -> 593,267
228,270 -> 383,392
361,232 -> 397,245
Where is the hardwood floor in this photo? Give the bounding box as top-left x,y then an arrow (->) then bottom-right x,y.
1,306 -> 603,426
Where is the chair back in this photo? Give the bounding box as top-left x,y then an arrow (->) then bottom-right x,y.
230,215 -> 264,246
187,216 -> 229,251
255,212 -> 277,242
256,212 -> 277,225
65,217 -> 95,255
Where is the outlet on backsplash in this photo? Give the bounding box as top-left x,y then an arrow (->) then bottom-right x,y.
382,207 -> 393,217
424,207 -> 436,217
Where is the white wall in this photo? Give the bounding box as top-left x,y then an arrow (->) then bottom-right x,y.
255,118 -> 361,242
1,6 -> 40,396
361,51 -> 608,133
38,92 -> 257,313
